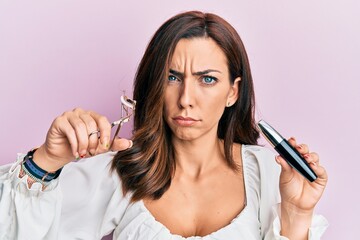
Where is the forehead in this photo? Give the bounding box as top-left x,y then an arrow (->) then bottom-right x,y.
170,37 -> 228,71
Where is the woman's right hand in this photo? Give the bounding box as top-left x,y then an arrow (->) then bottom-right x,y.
33,108 -> 133,172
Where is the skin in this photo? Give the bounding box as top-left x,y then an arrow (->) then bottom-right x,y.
33,37 -> 327,239
144,38 -> 243,237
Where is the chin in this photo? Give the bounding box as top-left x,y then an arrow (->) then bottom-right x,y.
171,129 -> 199,141
173,133 -> 197,141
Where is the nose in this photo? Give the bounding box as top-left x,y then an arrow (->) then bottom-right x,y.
178,79 -> 195,109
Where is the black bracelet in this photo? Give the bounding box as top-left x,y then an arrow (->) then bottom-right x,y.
22,148 -> 62,182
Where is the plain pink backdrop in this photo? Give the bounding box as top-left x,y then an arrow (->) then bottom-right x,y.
1,1 -> 359,239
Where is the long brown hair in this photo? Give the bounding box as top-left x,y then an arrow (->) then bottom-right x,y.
111,11 -> 259,202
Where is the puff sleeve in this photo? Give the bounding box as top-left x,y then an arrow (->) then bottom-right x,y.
0,152 -> 130,240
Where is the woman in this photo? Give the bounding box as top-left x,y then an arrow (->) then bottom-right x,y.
0,11 -> 328,239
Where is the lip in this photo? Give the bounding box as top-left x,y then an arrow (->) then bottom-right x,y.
172,116 -> 199,126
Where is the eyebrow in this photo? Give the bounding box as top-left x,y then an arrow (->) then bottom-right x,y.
169,69 -> 222,78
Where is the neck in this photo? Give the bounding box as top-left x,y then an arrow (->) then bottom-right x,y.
172,133 -> 225,180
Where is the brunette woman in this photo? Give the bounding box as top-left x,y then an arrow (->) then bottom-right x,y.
0,11 -> 328,240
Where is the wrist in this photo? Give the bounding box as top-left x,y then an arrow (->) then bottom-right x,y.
33,145 -> 65,172
281,201 -> 314,216
19,148 -> 62,190
280,202 -> 314,240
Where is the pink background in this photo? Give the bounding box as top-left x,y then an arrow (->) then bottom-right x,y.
1,1 -> 359,239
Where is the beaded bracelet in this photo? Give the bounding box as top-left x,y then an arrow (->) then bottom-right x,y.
22,148 -> 62,182
20,161 -> 49,187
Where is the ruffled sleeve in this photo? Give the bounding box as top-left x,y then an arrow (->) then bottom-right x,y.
264,204 -> 329,240
0,153 -> 62,240
0,152 -> 130,240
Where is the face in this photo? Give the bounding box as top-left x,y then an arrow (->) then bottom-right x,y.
164,37 -> 240,142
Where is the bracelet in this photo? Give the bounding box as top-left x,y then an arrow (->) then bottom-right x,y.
20,162 -> 49,187
22,148 -> 62,182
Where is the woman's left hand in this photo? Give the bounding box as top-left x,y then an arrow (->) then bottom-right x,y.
276,137 -> 328,212
276,138 -> 328,240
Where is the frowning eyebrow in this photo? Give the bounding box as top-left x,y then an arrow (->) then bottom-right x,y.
169,69 -> 222,78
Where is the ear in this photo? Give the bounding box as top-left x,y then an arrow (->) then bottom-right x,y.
227,77 -> 241,107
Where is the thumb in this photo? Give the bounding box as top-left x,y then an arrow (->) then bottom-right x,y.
276,155 -> 294,184
110,137 -> 133,151
275,155 -> 293,177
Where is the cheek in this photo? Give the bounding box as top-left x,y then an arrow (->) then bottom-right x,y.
164,90 -> 177,115
210,92 -> 229,114
200,96 -> 225,119
211,102 -> 227,119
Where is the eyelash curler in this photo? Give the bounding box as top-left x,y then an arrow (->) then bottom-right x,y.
109,95 -> 136,148
88,94 -> 136,150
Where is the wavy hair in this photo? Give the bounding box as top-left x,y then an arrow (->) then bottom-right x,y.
111,11 -> 259,202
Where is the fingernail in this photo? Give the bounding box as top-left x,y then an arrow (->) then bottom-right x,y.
89,149 -> 95,156
310,162 -> 317,168
75,152 -> 80,161
275,155 -> 281,164
80,149 -> 87,157
103,137 -> 109,149
128,140 -> 133,149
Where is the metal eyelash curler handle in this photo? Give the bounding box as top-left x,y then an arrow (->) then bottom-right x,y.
111,96 -> 136,126
120,95 -> 136,109
109,95 -> 136,149
88,95 -> 136,149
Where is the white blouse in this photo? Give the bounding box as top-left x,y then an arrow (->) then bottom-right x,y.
0,145 -> 328,240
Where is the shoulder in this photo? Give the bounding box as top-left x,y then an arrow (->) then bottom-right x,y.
242,145 -> 279,173
60,152 -> 122,202
242,145 -> 282,235
58,153 -> 132,237
233,143 -> 273,164
242,144 -> 275,160
62,152 -> 119,181
241,145 -> 281,193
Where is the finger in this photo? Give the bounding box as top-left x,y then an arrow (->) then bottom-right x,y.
303,152 -> 320,166
67,114 -> 89,158
298,152 -> 327,185
288,137 -> 310,155
276,155 -> 295,183
304,158 -> 327,187
295,143 -> 309,155
94,136 -> 111,155
110,137 -> 133,152
313,164 -> 328,184
288,137 -> 297,146
89,111 -> 111,150
79,113 -> 99,156
275,155 -> 292,172
54,116 -> 79,159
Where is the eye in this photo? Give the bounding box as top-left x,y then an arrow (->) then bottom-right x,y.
202,75 -> 218,85
168,75 -> 178,82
